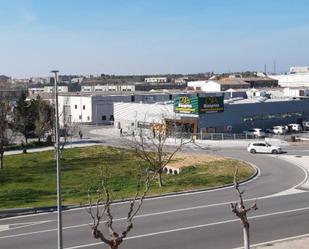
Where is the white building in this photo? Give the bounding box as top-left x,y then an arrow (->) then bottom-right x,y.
44,86 -> 69,93
114,102 -> 177,132
187,80 -> 249,92
57,92 -> 174,126
71,77 -> 84,83
187,80 -> 207,91
58,94 -> 119,126
81,85 -> 135,92
290,66 -> 309,74
283,88 -> 309,98
269,74 -> 309,87
28,87 -> 45,96
144,77 -> 167,83
28,86 -> 68,96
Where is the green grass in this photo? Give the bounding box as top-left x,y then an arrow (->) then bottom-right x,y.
0,146 -> 254,209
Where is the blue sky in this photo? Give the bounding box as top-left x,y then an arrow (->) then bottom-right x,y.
1,0 -> 309,78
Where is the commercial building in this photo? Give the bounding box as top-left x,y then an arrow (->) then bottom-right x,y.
114,94 -> 309,134
269,74 -> 309,87
57,91 -> 175,126
28,86 -> 69,96
187,80 -> 250,92
144,77 -> 168,83
188,77 -> 278,92
290,66 -> 309,74
81,85 -> 135,92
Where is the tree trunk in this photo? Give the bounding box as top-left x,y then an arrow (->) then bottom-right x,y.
0,152 -> 3,170
243,225 -> 250,249
23,136 -> 27,154
157,171 -> 163,188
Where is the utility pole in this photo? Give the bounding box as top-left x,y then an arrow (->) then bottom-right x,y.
51,70 -> 63,249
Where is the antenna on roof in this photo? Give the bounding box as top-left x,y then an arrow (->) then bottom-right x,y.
264,64 -> 267,75
273,60 -> 276,75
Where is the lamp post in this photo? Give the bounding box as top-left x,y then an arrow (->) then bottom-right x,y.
51,70 -> 63,249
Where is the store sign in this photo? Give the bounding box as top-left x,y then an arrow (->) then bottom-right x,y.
199,96 -> 224,113
174,96 -> 224,114
174,96 -> 199,114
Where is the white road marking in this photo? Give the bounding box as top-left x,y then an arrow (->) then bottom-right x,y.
0,225 -> 9,232
8,220 -> 54,231
2,204 -> 309,243
63,205 -> 309,249
0,220 -> 54,234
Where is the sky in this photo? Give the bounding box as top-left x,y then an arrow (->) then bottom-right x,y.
1,0 -> 309,78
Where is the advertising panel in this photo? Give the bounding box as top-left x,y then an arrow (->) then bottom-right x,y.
199,96 -> 224,113
174,96 -> 199,114
174,96 -> 224,114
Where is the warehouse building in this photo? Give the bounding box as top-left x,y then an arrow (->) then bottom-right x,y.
57,91 -> 175,126
114,94 -> 309,134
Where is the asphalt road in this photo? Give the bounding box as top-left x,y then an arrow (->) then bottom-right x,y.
1,127 -> 309,249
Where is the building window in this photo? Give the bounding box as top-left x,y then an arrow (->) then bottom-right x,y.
131,96 -> 135,102
75,105 -> 77,109
83,105 -> 85,110
169,94 -> 173,100
102,115 -> 106,121
110,115 -> 114,121
79,115 -> 82,120
87,116 -> 90,121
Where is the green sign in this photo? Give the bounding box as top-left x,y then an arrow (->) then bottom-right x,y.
174,96 -> 199,114
174,96 -> 224,114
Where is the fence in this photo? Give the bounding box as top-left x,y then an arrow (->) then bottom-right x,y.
169,132 -> 258,141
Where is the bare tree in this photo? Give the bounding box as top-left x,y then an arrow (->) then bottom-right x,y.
0,101 -> 14,169
34,98 -> 54,143
59,121 -> 80,151
133,123 -> 190,187
86,167 -> 150,249
230,168 -> 258,249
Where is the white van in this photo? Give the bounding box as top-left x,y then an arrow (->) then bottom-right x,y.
272,126 -> 287,135
288,123 -> 302,132
302,121 -> 309,131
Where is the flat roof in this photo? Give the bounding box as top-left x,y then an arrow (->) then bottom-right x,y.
227,97 -> 307,105
214,80 -> 250,85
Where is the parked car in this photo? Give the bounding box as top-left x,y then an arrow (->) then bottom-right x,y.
265,128 -> 274,134
272,126 -> 287,135
303,121 -> 309,131
26,130 -> 38,139
287,123 -> 302,132
243,128 -> 266,138
247,142 -> 282,154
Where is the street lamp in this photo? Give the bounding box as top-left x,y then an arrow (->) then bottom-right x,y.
51,70 -> 63,249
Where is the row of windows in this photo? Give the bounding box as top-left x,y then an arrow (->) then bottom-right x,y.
75,105 -> 86,110
77,115 -> 114,121
244,112 -> 303,122
102,115 -> 114,121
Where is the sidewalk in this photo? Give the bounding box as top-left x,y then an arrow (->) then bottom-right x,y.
253,235 -> 309,248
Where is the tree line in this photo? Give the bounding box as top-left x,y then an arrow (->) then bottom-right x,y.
0,93 -> 54,169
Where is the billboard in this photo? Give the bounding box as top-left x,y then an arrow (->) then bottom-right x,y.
174,96 -> 224,114
199,96 -> 224,113
174,96 -> 199,114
